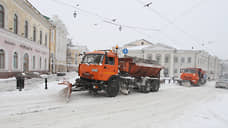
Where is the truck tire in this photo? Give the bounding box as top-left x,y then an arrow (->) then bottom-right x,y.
140,80 -> 151,93
151,80 -> 160,92
178,81 -> 183,86
190,81 -> 200,86
106,77 -> 120,97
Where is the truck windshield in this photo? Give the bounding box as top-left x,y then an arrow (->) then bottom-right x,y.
82,54 -> 104,65
183,69 -> 196,73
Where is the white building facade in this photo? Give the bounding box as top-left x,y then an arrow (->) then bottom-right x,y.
50,16 -> 68,72
123,39 -> 221,79
0,0 -> 51,78
67,42 -> 88,72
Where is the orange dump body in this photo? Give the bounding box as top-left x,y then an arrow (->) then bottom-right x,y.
119,58 -> 162,78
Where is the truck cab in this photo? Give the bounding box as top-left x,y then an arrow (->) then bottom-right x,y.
76,50 -> 120,97
180,68 -> 206,86
78,50 -> 118,81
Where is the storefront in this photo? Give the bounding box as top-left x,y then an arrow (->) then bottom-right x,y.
0,28 -> 49,78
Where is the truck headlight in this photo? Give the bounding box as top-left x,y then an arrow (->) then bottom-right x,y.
91,69 -> 98,72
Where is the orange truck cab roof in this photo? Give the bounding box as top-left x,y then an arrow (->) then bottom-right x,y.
86,50 -> 117,57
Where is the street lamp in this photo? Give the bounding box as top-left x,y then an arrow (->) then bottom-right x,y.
73,11 -> 77,18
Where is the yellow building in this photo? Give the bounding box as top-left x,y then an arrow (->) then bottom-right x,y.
49,25 -> 56,73
0,0 -> 52,78
67,43 -> 88,72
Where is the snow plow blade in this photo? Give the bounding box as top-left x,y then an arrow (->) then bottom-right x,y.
58,81 -> 73,102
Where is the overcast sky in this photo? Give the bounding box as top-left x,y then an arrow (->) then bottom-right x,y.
28,0 -> 228,60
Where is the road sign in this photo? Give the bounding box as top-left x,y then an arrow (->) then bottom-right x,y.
122,48 -> 128,55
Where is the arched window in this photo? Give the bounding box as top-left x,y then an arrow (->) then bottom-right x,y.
45,34 -> 48,47
14,14 -> 18,34
44,58 -> 47,70
40,57 -> 42,69
181,57 -> 185,63
165,55 -> 169,63
188,57 -> 192,63
32,56 -> 35,69
13,52 -> 18,69
40,31 -> 42,44
33,26 -> 36,41
24,21 -> 28,38
0,5 -> 4,28
174,56 -> 178,63
0,49 -> 5,69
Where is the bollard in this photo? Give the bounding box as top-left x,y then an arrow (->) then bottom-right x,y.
45,78 -> 48,90
16,76 -> 24,91
21,77 -> 25,89
16,76 -> 20,90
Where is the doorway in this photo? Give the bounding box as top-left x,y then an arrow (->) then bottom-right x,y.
23,53 -> 29,72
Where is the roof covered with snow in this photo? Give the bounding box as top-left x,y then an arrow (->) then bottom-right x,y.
123,39 -> 154,48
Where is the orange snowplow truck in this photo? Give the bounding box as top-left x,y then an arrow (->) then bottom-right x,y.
179,68 -> 207,86
74,50 -> 162,97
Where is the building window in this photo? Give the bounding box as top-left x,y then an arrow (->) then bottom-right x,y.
44,58 -> 47,70
174,69 -> 178,73
0,5 -> 4,28
0,49 -> 5,69
164,68 -> 169,77
40,31 -> 42,44
13,52 -> 18,69
24,21 -> 28,38
147,54 -> 152,60
45,34 -> 47,47
174,56 -> 178,63
75,53 -> 77,64
188,57 -> 192,63
33,26 -> 36,41
165,55 -> 169,63
33,56 -> 35,69
13,14 -> 18,34
40,57 -> 42,69
156,54 -> 161,64
181,57 -> 185,63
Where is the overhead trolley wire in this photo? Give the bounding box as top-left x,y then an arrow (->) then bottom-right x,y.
49,0 -> 160,33
135,0 -> 210,49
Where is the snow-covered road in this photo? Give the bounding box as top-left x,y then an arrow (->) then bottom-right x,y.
0,72 -> 228,128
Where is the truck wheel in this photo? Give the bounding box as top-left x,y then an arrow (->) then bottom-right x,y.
151,80 -> 160,92
179,81 -> 183,86
191,81 -> 200,86
106,78 -> 120,97
140,82 -> 151,93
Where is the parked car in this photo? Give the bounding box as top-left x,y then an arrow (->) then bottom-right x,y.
215,74 -> 228,89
